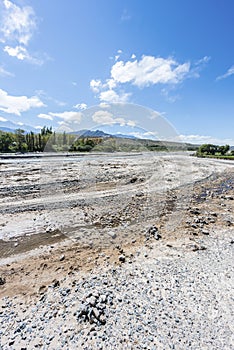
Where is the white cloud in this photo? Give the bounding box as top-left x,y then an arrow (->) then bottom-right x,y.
90,54 -> 208,103
41,111 -> 83,124
35,125 -> 43,130
38,113 -> 54,121
73,103 -> 87,110
4,45 -> 43,65
0,65 -> 14,77
195,56 -> 211,65
99,89 -> 131,103
216,65 -> 234,81
111,56 -> 190,87
90,79 -> 102,93
0,1 -> 47,64
92,111 -> 116,124
0,88 -> 45,116
92,110 -> 135,126
0,116 -> 8,122
127,120 -> 136,127
1,0 -> 36,45
99,103 -> 110,109
175,134 -> 234,146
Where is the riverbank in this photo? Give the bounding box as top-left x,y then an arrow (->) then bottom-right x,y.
0,153 -> 233,349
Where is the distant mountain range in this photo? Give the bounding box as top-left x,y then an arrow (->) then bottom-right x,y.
69,129 -> 136,139
0,120 -> 38,133
0,122 -> 232,149
0,122 -> 137,139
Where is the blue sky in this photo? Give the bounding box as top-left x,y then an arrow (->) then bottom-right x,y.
0,0 -> 234,144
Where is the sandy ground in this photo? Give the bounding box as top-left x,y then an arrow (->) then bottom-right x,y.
0,152 -> 233,349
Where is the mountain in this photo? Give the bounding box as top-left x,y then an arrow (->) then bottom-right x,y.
113,133 -> 136,139
69,129 -> 139,139
69,129 -> 111,138
0,120 -> 38,133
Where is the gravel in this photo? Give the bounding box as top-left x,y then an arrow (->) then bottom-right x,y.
0,228 -> 233,349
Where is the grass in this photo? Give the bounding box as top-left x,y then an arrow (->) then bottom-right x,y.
196,154 -> 234,160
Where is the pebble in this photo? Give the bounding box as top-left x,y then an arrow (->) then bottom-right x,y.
0,230 -> 233,349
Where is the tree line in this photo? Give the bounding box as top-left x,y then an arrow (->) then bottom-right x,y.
196,143 -> 233,156
0,127 -> 102,153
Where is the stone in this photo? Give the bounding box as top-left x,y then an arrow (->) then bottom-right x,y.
59,254 -> 65,262
92,307 -> 100,320
0,277 -> 6,285
154,233 -> 162,240
87,296 -> 97,306
108,231 -> 117,239
118,255 -> 126,263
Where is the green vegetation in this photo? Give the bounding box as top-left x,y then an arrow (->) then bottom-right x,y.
0,126 -> 200,154
0,127 -> 53,153
196,143 -> 234,160
0,127 -> 104,153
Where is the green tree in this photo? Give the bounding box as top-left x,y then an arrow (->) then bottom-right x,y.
0,132 -> 14,152
218,144 -> 230,155
14,129 -> 27,152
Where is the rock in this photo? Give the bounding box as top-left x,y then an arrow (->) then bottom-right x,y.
52,279 -> 60,288
189,208 -> 200,215
154,233 -> 162,240
201,230 -> 209,235
108,231 -> 117,239
225,195 -> 234,200
87,296 -> 97,306
38,285 -> 47,294
225,220 -> 233,226
129,177 -> 138,184
92,307 -> 100,320
146,225 -> 161,240
99,294 -> 107,303
59,254 -> 65,262
118,255 -> 126,263
0,277 -> 6,285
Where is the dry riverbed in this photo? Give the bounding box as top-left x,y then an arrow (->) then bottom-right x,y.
0,152 -> 233,349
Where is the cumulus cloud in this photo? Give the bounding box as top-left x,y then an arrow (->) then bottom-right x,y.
38,111 -> 83,124
90,79 -> 102,93
175,134 -> 234,145
38,113 -> 54,121
89,54 -> 207,103
0,1 -> 46,64
216,65 -> 234,81
99,103 -> 110,109
111,56 -> 190,87
1,0 -> 36,45
92,110 -> 135,126
73,103 -> 87,110
3,45 -> 43,65
0,88 -> 45,116
99,90 -> 131,103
